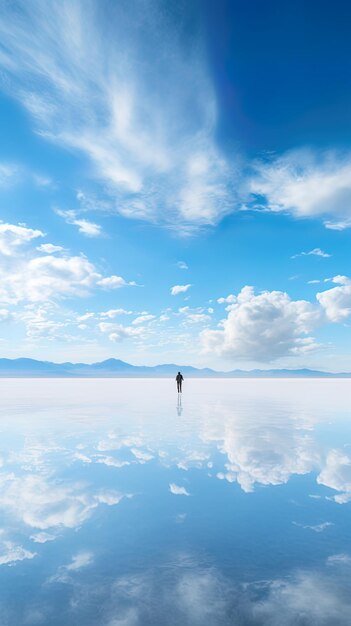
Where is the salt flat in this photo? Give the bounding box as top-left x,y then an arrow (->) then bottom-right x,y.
0,378 -> 351,625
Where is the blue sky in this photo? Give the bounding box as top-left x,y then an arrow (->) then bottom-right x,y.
0,0 -> 351,369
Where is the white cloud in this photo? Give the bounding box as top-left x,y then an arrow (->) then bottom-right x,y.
293,521 -> 333,532
210,402 -> 318,493
327,553 -> 351,566
100,309 -> 133,318
77,312 -> 95,321
177,261 -> 188,269
291,248 -> 331,259
185,313 -> 210,324
0,255 -> 95,304
0,223 -> 44,256
48,550 -> 94,584
65,551 -> 93,571
177,306 -> 211,325
317,276 -> 351,321
96,456 -> 130,469
72,219 -> 102,237
67,552 -> 351,626
202,286 -> 321,361
0,541 -> 37,566
171,284 -> 192,296
0,164 -> 18,186
0,472 -> 125,530
0,245 -> 135,304
98,321 -> 146,343
317,448 -> 351,503
97,276 -> 136,289
56,209 -> 103,237
325,219 -> 351,230
249,149 -> 351,229
169,483 -> 190,496
0,309 -> 11,322
131,448 -> 154,462
30,532 -> 56,544
36,243 -> 65,254
217,295 -> 236,304
132,314 -> 155,325
252,571 -> 351,624
0,1 -> 234,228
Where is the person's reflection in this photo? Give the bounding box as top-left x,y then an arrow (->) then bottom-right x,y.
177,392 -> 183,416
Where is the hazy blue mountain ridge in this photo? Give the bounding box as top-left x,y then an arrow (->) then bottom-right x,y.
0,358 -> 348,377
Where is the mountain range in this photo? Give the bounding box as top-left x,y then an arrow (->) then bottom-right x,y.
0,358 -> 349,377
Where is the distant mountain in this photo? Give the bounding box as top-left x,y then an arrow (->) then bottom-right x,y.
0,358 -> 348,377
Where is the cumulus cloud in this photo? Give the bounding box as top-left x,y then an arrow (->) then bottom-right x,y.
0,223 -> 44,256
0,0 -> 235,229
171,284 -> 192,296
202,286 -> 321,361
210,400 -> 319,492
249,149 -> 351,229
0,472 -> 126,530
317,449 -> 351,503
0,235 -> 135,304
317,276 -> 351,321
169,483 -> 190,496
291,248 -> 331,259
217,294 -> 236,304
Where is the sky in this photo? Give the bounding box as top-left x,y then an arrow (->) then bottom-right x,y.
0,0 -> 351,370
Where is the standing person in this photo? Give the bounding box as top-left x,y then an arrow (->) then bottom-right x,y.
176,371 -> 184,393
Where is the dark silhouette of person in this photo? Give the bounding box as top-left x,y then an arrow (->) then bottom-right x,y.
176,371 -> 184,393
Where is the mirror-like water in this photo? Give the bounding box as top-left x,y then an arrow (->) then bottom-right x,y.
1,378 -> 351,625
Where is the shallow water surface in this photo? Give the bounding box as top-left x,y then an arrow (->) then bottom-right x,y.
1,378 -> 351,625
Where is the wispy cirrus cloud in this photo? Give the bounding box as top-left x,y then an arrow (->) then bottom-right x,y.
0,0 -> 235,230
292,521 -> 333,532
